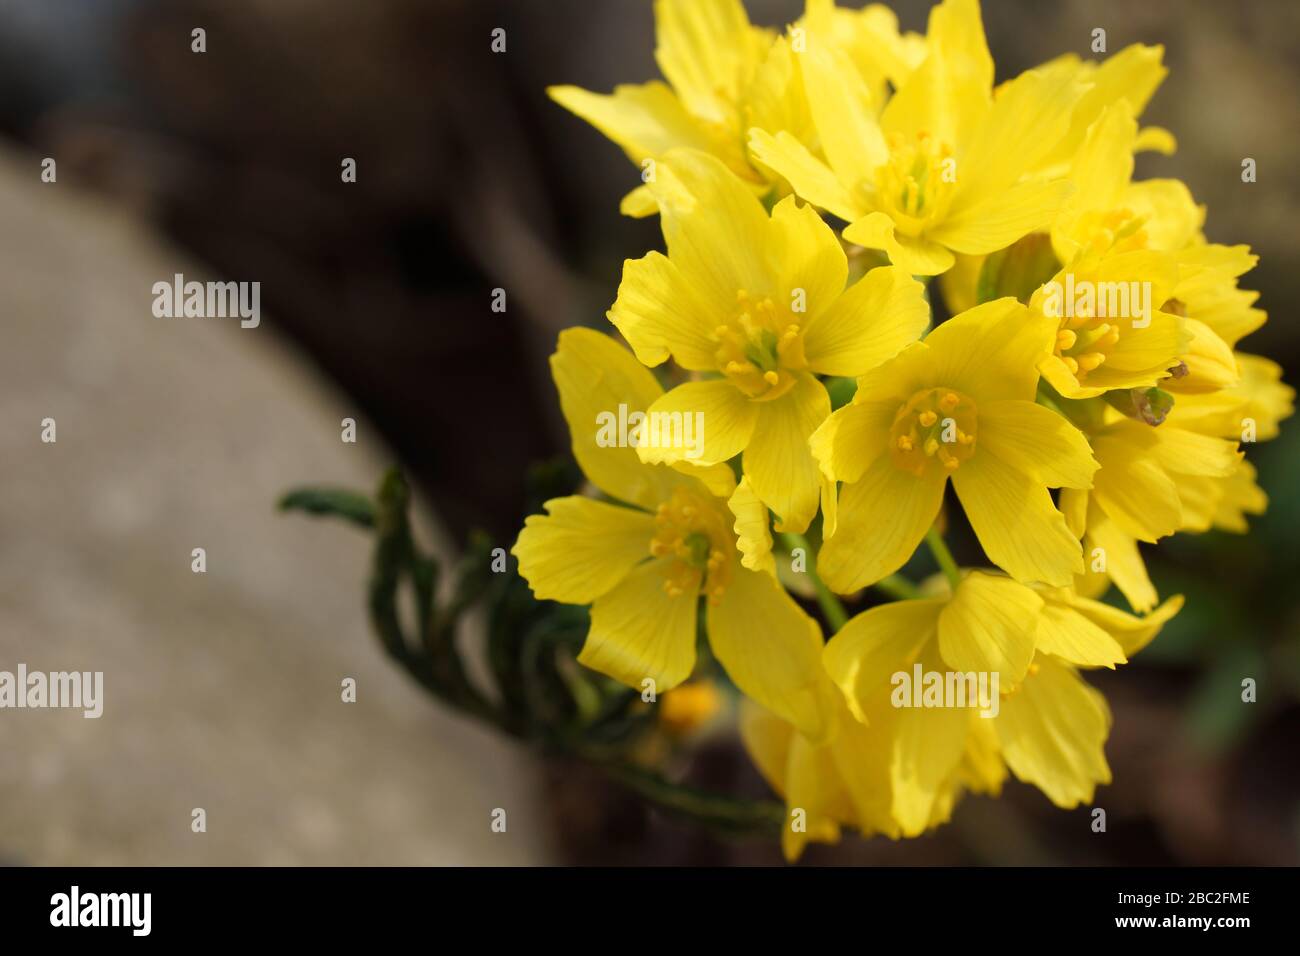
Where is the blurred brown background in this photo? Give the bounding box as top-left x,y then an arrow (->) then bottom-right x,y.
0,0 -> 1297,865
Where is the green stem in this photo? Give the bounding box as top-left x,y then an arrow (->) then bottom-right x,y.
875,574 -> 922,601
926,527 -> 962,592
597,761 -> 785,838
780,532 -> 849,633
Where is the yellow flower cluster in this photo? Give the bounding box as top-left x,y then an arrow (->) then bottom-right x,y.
517,0 -> 1292,860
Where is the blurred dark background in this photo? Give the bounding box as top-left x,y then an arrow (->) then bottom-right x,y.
1,0 -> 1297,864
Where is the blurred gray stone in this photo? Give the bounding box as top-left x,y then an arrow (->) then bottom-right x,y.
0,148 -> 549,865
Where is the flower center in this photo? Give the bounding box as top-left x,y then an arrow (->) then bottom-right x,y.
713,289 -> 807,401
870,131 -> 955,237
1052,303 -> 1120,383
648,487 -> 735,603
890,388 -> 978,476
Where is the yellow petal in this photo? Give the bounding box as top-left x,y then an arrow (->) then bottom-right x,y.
782,733 -> 848,861
1149,423 -> 1242,478
1085,505 -> 1157,613
768,195 -> 848,321
745,35 -> 814,148
1134,125 -> 1176,154
1071,100 -> 1136,208
818,456 -> 946,593
727,476 -> 775,575
994,656 -> 1111,808
820,470 -> 839,540
891,645 -> 972,835
551,327 -> 681,510
608,250 -> 722,369
803,265 -> 930,376
1057,591 -> 1183,659
580,557 -> 699,691
1210,459 -> 1268,533
843,212 -> 955,275
939,571 -> 1041,684
620,184 -> 659,218
824,598 -> 944,723
1123,178 -> 1203,251
653,0 -> 763,125
926,298 -> 1055,403
738,699 -> 794,796
958,715 -> 1007,795
650,148 -> 771,305
743,373 -> 829,533
952,450 -> 1083,586
881,0 -> 992,150
830,697 -> 904,839
978,400 -> 1098,489
951,65 -> 1086,199
810,398 -> 897,485
1091,428 -> 1181,541
797,41 -> 889,190
513,496 -> 655,604
931,178 -> 1073,256
547,81 -> 711,166
1065,44 -> 1169,162
1034,597 -> 1128,669
670,460 -> 738,499
638,379 -> 757,467
747,128 -> 859,221
1167,317 -> 1240,394
708,565 -> 834,741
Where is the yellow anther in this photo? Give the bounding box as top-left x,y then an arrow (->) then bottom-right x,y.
1056,329 -> 1077,350
1076,352 -> 1106,372
890,386 -> 978,475
1062,356 -> 1080,375
763,370 -> 780,386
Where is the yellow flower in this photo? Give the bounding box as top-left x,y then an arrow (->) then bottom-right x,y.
1030,250 -> 1185,399
610,147 -> 930,532
1029,43 -> 1175,177
1207,459 -> 1269,533
811,298 -> 1098,591
1061,415 -> 1242,612
822,571 -> 1181,831
547,0 -> 803,217
749,0 -> 1080,275
657,681 -> 725,737
1047,106 -> 1265,396
1161,244 -> 1267,394
1174,352 -> 1295,443
740,688 -> 993,860
1050,101 -> 1203,264
512,327 -> 835,739
801,0 -> 926,106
